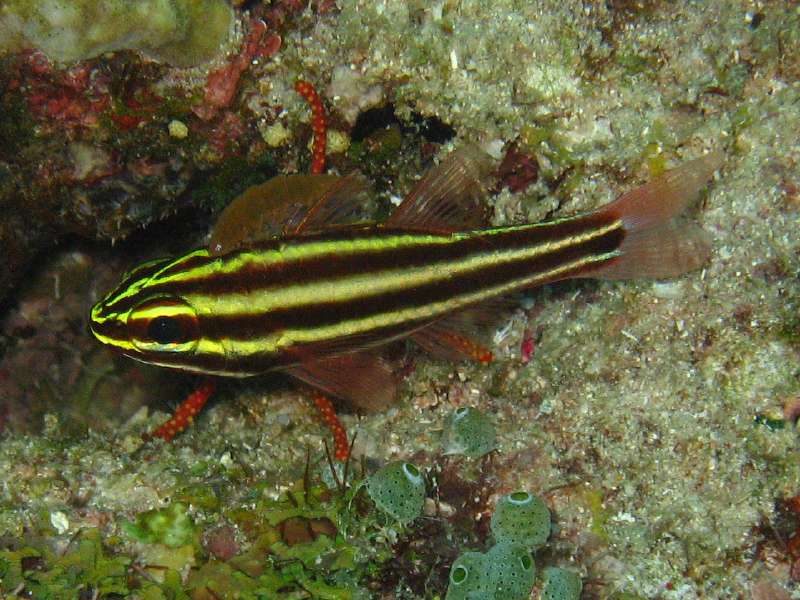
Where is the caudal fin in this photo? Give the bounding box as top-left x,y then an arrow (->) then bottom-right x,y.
582,151 -> 723,280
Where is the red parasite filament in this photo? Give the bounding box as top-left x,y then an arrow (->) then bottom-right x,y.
313,393 -> 349,462
149,379 -> 217,442
294,79 -> 327,175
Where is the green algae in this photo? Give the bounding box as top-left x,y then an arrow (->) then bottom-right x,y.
347,125 -> 404,166
122,501 -> 196,548
192,152 -> 278,213
583,489 -> 611,542
0,529 -> 130,598
0,83 -> 36,158
0,461 -> 407,597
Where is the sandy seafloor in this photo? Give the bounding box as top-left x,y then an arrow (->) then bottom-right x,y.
0,1 -> 799,598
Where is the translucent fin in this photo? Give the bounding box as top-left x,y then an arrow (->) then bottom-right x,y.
288,324 -> 427,360
580,151 -> 723,280
288,171 -> 373,234
411,296 -> 517,363
411,324 -> 493,364
603,151 -> 723,230
386,145 -> 494,232
209,173 -> 371,255
440,295 -> 520,331
588,222 -> 712,279
285,353 -> 397,413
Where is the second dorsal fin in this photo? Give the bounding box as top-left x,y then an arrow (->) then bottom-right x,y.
386,145 -> 494,232
209,173 -> 372,255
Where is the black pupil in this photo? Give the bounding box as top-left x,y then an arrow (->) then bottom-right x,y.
148,316 -> 184,344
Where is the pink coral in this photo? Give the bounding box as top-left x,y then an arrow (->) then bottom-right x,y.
194,18 -> 281,121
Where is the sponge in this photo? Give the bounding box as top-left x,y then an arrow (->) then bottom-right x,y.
539,566 -> 582,600
482,542 -> 536,600
445,544 -> 536,600
445,551 -> 487,600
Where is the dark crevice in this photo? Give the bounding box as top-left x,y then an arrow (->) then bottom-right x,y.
351,104 -> 456,144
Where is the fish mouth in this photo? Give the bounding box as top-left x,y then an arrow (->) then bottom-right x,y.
88,301 -> 128,346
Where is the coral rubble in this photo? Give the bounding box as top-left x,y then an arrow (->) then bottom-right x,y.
0,0 -> 233,67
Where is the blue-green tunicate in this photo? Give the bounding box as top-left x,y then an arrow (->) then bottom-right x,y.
539,566 -> 582,600
446,543 -> 536,600
442,407 -> 497,458
490,491 -> 551,549
482,542 -> 536,600
366,461 -> 425,524
445,551 -> 487,600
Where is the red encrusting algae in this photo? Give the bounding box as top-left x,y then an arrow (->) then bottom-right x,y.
193,18 -> 281,121
294,79 -> 327,175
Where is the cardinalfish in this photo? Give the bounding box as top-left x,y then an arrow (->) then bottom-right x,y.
89,146 -> 722,451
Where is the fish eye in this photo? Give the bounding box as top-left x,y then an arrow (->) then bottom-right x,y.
147,316 -> 186,345
129,297 -> 199,354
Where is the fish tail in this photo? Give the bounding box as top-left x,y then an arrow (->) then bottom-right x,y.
581,151 -> 723,280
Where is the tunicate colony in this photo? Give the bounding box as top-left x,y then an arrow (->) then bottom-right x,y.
442,406 -> 497,458
366,461 -> 426,525
364,441 -> 581,600
444,489 -> 581,600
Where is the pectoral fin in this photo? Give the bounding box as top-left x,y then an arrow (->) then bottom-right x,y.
285,352 -> 398,413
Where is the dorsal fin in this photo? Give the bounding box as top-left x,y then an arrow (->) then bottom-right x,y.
208,173 -> 372,256
287,171 -> 372,235
386,145 -> 494,232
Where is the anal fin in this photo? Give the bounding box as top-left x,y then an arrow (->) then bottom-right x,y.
411,324 -> 494,365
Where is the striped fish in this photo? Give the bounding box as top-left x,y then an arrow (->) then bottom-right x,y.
89,147 -> 721,410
